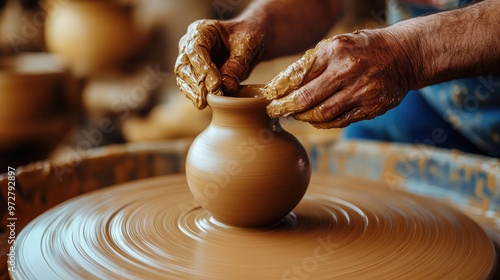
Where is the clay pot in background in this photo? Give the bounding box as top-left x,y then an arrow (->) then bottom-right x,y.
122,90 -> 211,141
44,0 -> 145,77
186,85 -> 311,227
0,53 -> 80,169
80,70 -> 160,147
0,0 -> 46,54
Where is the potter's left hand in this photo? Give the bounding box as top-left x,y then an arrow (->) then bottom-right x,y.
263,29 -> 420,128
174,19 -> 266,110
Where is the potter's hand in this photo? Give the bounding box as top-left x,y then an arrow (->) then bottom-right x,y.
264,29 -> 419,128
175,19 -> 266,109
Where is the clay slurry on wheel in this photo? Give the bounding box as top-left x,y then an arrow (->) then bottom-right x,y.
11,174 -> 496,279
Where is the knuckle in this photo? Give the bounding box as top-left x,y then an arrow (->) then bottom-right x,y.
293,88 -> 313,110
178,34 -> 188,49
174,54 -> 186,71
221,75 -> 238,93
314,102 -> 341,123
190,19 -> 216,31
223,57 -> 248,78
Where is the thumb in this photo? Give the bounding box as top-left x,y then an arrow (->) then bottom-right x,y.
219,54 -> 251,95
219,33 -> 264,94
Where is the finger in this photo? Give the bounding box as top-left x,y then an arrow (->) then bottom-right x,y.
175,51 -> 221,109
263,48 -> 319,100
176,76 -> 207,109
182,21 -> 224,94
175,64 -> 212,109
292,88 -> 356,123
185,43 -> 221,94
178,33 -> 188,51
175,52 -> 207,108
309,107 -> 366,129
265,72 -> 337,119
220,54 -> 250,95
220,33 -> 264,94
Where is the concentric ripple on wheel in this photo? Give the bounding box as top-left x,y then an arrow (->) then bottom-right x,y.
11,174 -> 496,279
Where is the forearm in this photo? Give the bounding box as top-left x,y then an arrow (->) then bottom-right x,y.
385,0 -> 500,89
234,0 -> 342,60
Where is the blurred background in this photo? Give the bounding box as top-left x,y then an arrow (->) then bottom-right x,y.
0,0 -> 385,170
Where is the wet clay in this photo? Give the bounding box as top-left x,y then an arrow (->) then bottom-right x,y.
264,49 -> 317,118
175,20 -> 265,110
11,174 -> 496,279
186,85 -> 311,227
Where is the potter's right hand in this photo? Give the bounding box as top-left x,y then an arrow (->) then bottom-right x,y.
263,29 -> 419,128
175,19 -> 266,109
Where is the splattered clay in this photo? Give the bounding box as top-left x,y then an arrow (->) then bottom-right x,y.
11,174 -> 496,279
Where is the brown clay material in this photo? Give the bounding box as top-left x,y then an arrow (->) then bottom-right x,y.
11,174 -> 496,279
185,84 -> 311,227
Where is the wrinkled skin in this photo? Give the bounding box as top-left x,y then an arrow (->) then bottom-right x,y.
174,19 -> 418,127
174,19 -> 266,109
264,29 -> 418,128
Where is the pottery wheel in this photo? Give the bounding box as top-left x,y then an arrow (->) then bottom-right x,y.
12,174 -> 495,279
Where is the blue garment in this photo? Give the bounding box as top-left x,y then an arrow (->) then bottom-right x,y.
344,89 -> 487,156
344,0 -> 500,157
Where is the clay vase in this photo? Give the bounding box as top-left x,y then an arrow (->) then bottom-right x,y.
185,85 -> 311,227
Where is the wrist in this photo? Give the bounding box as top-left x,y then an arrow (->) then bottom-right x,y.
231,4 -> 273,60
382,24 -> 425,90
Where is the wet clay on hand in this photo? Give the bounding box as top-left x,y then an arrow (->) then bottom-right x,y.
263,30 -> 413,128
11,174 -> 496,279
174,20 -> 223,109
174,19 -> 265,109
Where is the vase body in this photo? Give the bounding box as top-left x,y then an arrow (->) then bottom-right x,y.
185,85 -> 311,227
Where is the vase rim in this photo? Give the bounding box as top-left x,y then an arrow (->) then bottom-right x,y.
207,84 -> 270,108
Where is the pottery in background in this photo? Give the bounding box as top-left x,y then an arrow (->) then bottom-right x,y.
185,85 -> 311,227
0,0 -> 46,54
44,0 -> 145,77
0,52 -> 79,169
122,89 -> 212,141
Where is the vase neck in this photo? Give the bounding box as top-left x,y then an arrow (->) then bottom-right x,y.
206,85 -> 276,129
209,97 -> 273,129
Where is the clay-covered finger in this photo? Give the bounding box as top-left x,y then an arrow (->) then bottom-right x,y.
175,64 -> 210,109
175,53 -> 205,108
220,33 -> 264,94
220,53 -> 250,94
175,51 -> 212,109
185,44 -> 221,94
266,73 -> 335,118
178,33 -> 188,50
263,49 -> 317,100
175,20 -> 224,108
176,77 -> 205,109
291,87 -> 357,123
220,55 -> 249,95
